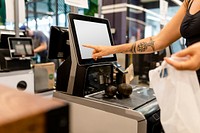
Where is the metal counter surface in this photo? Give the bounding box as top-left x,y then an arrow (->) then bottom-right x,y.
85,86 -> 155,110
53,90 -> 146,121
53,86 -> 159,133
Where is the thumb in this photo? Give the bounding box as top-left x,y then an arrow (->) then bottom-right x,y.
92,53 -> 102,58
174,48 -> 191,57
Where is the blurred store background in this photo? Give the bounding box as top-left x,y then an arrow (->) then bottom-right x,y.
0,0 -> 184,84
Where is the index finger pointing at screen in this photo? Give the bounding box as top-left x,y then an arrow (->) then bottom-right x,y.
82,44 -> 96,49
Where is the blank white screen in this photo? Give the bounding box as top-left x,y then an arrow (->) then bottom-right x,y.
74,19 -> 114,59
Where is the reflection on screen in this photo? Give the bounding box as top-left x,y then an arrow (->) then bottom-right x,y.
25,44 -> 33,55
74,19 -> 114,59
14,44 -> 26,55
10,39 -> 33,57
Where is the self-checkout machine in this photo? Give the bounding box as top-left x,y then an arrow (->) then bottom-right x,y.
0,0 -> 55,96
0,0 -> 35,93
0,35 -> 55,96
0,32 -> 35,93
53,13 -> 162,133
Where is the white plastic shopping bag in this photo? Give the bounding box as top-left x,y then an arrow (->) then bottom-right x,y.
149,61 -> 200,133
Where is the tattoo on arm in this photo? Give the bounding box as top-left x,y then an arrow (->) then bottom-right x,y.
136,37 -> 155,53
131,42 -> 137,54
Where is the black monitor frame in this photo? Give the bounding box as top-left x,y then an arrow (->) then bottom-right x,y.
0,30 -> 26,49
68,13 -> 117,66
8,37 -> 34,58
48,26 -> 70,59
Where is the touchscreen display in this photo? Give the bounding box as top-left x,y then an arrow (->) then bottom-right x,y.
14,43 -> 26,55
68,13 -> 116,65
74,20 -> 114,59
8,37 -> 34,58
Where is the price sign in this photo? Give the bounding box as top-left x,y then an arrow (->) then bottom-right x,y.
65,0 -> 88,9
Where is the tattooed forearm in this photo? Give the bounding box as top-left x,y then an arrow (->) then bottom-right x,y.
131,42 -> 137,54
136,37 -> 155,53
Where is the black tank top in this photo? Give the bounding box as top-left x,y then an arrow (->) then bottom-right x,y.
180,0 -> 200,83
180,0 -> 200,46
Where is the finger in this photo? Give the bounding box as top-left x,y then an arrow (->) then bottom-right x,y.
93,56 -> 98,61
173,48 -> 191,57
164,57 -> 193,70
93,49 -> 98,54
175,61 -> 195,70
164,57 -> 183,69
164,57 -> 176,66
92,56 -> 101,60
93,53 -> 102,59
82,44 -> 96,49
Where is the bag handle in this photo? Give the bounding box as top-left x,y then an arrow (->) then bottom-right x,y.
159,56 -> 189,78
159,61 -> 168,78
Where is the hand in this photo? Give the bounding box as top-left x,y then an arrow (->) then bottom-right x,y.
82,44 -> 114,60
164,42 -> 200,71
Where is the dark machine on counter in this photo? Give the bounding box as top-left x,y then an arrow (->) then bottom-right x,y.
50,13 -> 163,133
0,30 -> 32,71
51,14 -> 126,97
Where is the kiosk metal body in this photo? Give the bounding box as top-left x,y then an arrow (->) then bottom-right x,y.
54,13 -> 163,133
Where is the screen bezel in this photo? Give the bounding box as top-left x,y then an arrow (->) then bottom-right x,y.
68,13 -> 117,65
48,26 -> 70,59
8,37 -> 34,58
0,31 -> 26,49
